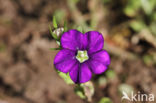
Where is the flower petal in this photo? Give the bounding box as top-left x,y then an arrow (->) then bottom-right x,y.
69,62 -> 92,83
88,60 -> 108,74
54,49 -> 77,73
79,62 -> 92,83
61,29 -> 88,51
69,63 -> 79,83
85,31 -> 104,54
90,50 -> 111,66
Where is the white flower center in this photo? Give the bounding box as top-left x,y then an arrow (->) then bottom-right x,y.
76,50 -> 89,63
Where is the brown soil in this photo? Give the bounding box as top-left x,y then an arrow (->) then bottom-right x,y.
0,0 -> 155,103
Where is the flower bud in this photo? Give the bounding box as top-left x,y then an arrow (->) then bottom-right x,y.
53,27 -> 64,40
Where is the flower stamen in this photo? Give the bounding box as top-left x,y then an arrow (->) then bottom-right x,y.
76,50 -> 89,63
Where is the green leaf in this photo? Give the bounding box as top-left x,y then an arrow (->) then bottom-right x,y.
130,20 -> 146,32
49,25 -> 58,40
50,48 -> 61,50
106,70 -> 116,79
64,21 -> 68,32
77,26 -> 83,33
141,0 -> 156,15
150,23 -> 156,35
141,0 -> 152,15
53,16 -> 58,29
124,0 -> 141,17
56,41 -> 61,46
74,85 -> 86,99
58,72 -> 74,84
54,9 -> 65,24
98,97 -> 112,103
75,90 -> 86,99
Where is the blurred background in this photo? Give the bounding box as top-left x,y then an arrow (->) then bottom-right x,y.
0,0 -> 156,103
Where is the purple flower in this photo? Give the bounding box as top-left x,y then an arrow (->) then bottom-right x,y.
54,29 -> 111,83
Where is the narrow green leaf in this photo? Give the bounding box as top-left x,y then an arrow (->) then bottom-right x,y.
98,97 -> 112,103
53,16 -> 58,29
50,48 -> 61,50
56,41 -> 61,46
49,25 -> 53,37
49,25 -> 58,40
